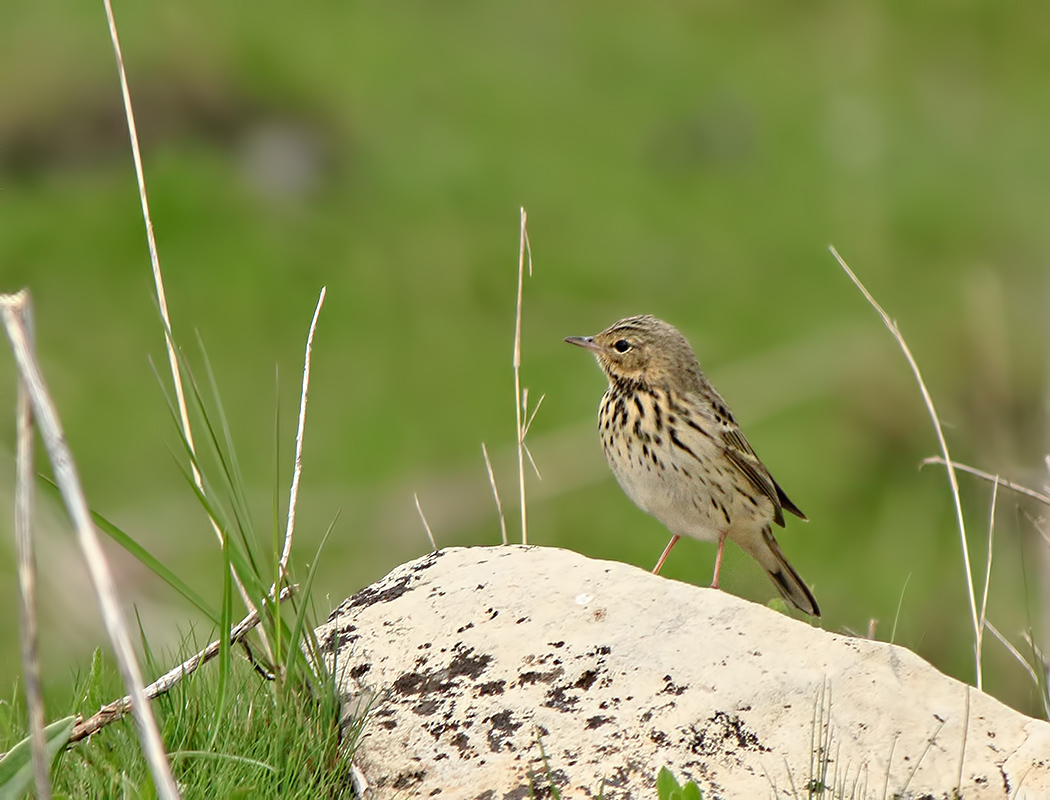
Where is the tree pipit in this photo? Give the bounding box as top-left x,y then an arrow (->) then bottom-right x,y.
566,314 -> 819,616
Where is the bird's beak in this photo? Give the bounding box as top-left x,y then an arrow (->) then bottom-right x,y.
564,335 -> 600,353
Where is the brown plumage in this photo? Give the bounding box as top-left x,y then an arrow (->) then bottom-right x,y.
566,314 -> 819,616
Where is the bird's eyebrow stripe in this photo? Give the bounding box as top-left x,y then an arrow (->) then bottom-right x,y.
607,322 -> 645,336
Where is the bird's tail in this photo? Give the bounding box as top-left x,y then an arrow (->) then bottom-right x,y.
748,526 -> 820,617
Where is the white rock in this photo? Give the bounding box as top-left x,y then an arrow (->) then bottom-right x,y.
315,545 -> 1050,799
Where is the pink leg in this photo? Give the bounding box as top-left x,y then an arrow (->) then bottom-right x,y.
652,535 -> 680,574
711,532 -> 728,589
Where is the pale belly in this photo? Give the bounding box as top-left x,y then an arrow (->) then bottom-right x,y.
602,427 -> 768,544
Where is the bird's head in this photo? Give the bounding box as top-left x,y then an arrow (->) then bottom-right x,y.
565,314 -> 698,389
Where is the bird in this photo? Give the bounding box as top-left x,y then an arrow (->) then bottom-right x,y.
565,314 -> 819,616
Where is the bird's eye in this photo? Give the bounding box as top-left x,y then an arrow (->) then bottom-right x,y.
613,339 -> 631,353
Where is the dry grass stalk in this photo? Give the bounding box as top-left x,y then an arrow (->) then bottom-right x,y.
414,493 -> 438,551
922,456 -> 1050,507
481,443 -> 508,545
829,245 -> 980,687
975,479 -> 998,687
100,0 -> 258,629
67,585 -> 295,746
986,622 -> 1050,718
513,207 -> 533,543
0,291 -> 178,799
277,287 -> 327,578
9,292 -> 49,798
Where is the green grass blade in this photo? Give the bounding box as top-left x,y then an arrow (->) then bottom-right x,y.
168,750 -> 276,774
0,715 -> 75,799
39,476 -> 220,625
207,533 -> 235,752
94,507 -> 220,625
195,331 -> 255,540
272,374 -> 283,669
168,456 -> 264,602
286,512 -> 340,683
181,362 -> 256,557
160,339 -> 262,584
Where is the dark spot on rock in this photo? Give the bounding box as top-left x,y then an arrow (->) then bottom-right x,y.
424,719 -> 458,740
574,669 -> 599,690
448,646 -> 492,680
684,711 -> 768,756
487,608 -> 499,619
586,715 -> 613,729
661,675 -> 688,695
457,622 -> 475,633
346,575 -> 412,611
485,709 -> 522,752
544,685 -> 578,711
518,667 -> 563,686
349,662 -> 371,679
601,763 -> 633,789
394,672 -> 427,695
526,769 -> 569,798
411,549 -> 445,572
391,770 -> 426,789
549,641 -> 565,648
394,645 -> 492,699
413,698 -> 442,716
477,680 -> 506,697
516,616 -> 529,624
451,731 -> 472,755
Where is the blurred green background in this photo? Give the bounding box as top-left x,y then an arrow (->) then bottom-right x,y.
1,2 -> 1048,717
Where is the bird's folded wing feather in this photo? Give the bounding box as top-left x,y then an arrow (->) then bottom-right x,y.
719,428 -> 787,528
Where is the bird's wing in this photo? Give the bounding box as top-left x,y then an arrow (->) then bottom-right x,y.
719,427 -> 787,527
719,426 -> 807,522
672,383 -> 807,525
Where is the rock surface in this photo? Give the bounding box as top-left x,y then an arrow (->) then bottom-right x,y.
315,546 -> 1050,799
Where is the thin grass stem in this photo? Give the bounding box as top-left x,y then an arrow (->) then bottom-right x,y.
986,623 -> 1040,684
414,494 -> 438,551
889,574 -> 911,645
9,291 -> 49,799
101,0 -> 191,482
976,480 -> 999,688
956,686 -> 971,796
102,0 -> 257,623
279,287 -> 326,577
66,584 -> 296,746
921,457 -> 1050,507
898,718 -> 946,795
830,245 -> 979,686
481,443 -> 508,545
513,208 -> 532,544
0,294 -> 177,798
